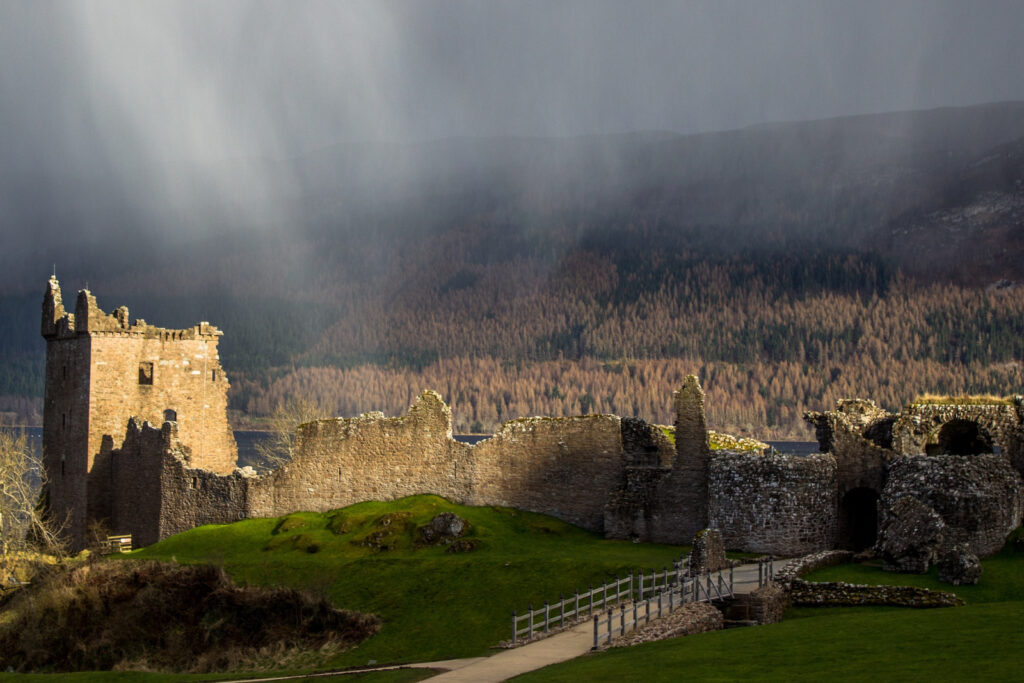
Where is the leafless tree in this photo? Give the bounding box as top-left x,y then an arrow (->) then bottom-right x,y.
253,398 -> 328,472
0,423 -> 64,581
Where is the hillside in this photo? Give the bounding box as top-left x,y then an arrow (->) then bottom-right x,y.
3,102 -> 1024,436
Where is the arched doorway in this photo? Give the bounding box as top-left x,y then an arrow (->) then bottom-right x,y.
931,419 -> 993,455
841,488 -> 879,551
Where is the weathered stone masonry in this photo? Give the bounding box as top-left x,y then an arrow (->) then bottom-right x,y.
41,278 -> 236,546
42,280 -> 1024,557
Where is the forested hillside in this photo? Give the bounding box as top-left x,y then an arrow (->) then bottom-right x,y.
3,103 -> 1024,437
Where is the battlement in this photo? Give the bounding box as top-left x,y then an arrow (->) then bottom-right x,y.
42,277 -> 222,341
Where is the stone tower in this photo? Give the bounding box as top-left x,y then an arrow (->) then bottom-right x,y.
41,277 -> 237,547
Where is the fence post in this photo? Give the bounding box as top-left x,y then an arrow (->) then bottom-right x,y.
632,600 -> 638,631
730,564 -> 734,594
575,590 -> 580,623
529,603 -> 534,639
769,554 -> 775,581
512,610 -> 517,645
592,614 -> 599,650
589,583 -> 594,617
620,607 -> 626,637
544,601 -> 550,634
706,572 -> 712,600
758,560 -> 763,587
639,571 -> 644,601
607,608 -> 613,644
669,585 -> 674,613
692,574 -> 698,601
559,593 -> 565,627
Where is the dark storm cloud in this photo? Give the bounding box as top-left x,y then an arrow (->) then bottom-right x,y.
1,0 -> 1023,249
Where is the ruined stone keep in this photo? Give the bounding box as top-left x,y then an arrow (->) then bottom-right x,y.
41,277 -> 236,545
41,280 -> 1024,556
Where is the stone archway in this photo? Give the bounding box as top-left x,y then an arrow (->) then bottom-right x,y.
929,419 -> 993,455
841,487 -> 879,551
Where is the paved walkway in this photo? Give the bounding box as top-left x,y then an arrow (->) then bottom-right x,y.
422,561 -> 769,682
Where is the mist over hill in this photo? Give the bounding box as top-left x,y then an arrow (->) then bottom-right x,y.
4,102 -> 1024,436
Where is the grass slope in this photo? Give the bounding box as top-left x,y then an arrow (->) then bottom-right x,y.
514,540 -> 1024,682
124,496 -> 685,669
511,602 -> 1024,682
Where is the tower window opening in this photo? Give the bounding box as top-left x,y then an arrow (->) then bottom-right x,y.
139,362 -> 154,385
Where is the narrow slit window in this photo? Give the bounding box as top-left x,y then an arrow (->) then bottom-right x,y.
139,362 -> 154,385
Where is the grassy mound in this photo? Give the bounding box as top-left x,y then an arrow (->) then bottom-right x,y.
0,561 -> 379,674
126,495 -> 686,667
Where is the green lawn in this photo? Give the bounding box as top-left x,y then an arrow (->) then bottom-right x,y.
801,550 -> 1024,604
513,538 -> 1024,682
121,495 -> 685,669
511,601 -> 1024,682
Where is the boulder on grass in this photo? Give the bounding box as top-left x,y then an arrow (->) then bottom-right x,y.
937,543 -> 982,586
418,512 -> 469,545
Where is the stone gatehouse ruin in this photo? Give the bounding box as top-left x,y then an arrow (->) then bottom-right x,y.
40,279 -> 1024,561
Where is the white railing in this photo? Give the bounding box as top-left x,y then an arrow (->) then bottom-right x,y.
511,555 -> 689,644
592,566 -> 735,649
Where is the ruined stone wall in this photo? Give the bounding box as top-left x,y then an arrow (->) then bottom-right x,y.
890,403 -> 1020,456
247,392 -> 473,519
468,414 -> 624,531
804,399 -> 894,500
110,419 -> 251,547
671,377 -> 711,540
881,454 -> 1023,557
246,392 -> 626,533
157,448 -> 253,545
708,452 -> 838,555
110,420 -> 174,548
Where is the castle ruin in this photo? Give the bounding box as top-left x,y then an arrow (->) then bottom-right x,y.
41,277 -> 236,545
41,280 -> 1024,558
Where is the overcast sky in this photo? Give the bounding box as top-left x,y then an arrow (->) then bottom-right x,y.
2,0 -> 1024,252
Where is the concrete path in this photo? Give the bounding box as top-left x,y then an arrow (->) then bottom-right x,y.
424,561 -> 769,682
